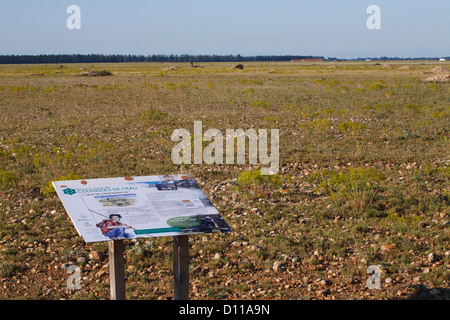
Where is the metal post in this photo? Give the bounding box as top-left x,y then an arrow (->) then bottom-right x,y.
108,240 -> 126,300
173,235 -> 189,300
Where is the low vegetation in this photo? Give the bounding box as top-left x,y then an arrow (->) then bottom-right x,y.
0,61 -> 448,300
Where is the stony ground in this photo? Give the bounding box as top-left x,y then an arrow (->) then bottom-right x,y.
1,162 -> 448,300
0,61 -> 448,300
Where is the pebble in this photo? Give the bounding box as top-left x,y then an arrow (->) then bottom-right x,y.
380,243 -> 398,253
319,279 -> 332,286
418,221 -> 429,228
77,257 -> 87,265
231,241 -> 241,247
273,261 -> 283,272
88,251 -> 103,261
427,252 -> 439,263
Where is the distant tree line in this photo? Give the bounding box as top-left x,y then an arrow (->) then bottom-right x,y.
0,54 -> 325,64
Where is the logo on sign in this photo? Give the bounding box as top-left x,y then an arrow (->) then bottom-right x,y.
63,188 -> 77,195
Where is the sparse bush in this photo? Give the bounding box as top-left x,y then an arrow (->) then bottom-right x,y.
236,169 -> 282,198
139,109 -> 169,123
307,167 -> 385,215
251,100 -> 270,108
404,104 -> 422,113
43,172 -> 83,197
307,118 -> 332,131
128,242 -> 155,261
382,210 -> 421,234
337,121 -> 367,134
0,261 -> 21,277
0,169 -> 19,191
367,83 -> 386,91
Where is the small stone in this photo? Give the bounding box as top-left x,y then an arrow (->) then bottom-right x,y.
385,277 -> 392,284
231,241 -> 241,247
320,279 -> 332,286
214,253 -> 221,260
77,257 -> 87,265
380,243 -> 398,253
273,261 -> 283,272
418,221 -> 428,228
427,252 -> 439,263
89,251 -> 103,261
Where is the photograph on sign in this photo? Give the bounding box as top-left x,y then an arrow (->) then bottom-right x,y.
53,174 -> 231,243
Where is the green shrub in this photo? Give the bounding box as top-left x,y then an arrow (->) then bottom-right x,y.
382,211 -> 421,234
236,169 -> 282,198
237,169 -> 281,188
307,167 -> 384,215
367,83 -> 386,91
251,100 -> 270,108
0,261 -> 21,277
43,172 -> 83,197
0,169 -> 19,191
337,121 -> 367,133
307,118 -> 332,131
139,109 -> 169,123
404,104 -> 422,113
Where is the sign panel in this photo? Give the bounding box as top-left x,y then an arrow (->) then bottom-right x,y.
53,174 -> 231,243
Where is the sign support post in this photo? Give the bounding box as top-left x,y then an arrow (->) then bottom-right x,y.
173,235 -> 189,300
109,239 -> 126,300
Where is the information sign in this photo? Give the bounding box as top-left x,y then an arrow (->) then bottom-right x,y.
53,174 -> 231,243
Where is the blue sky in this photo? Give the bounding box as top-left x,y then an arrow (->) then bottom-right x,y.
0,0 -> 449,58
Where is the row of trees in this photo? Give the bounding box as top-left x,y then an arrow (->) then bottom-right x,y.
0,54 -> 325,64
